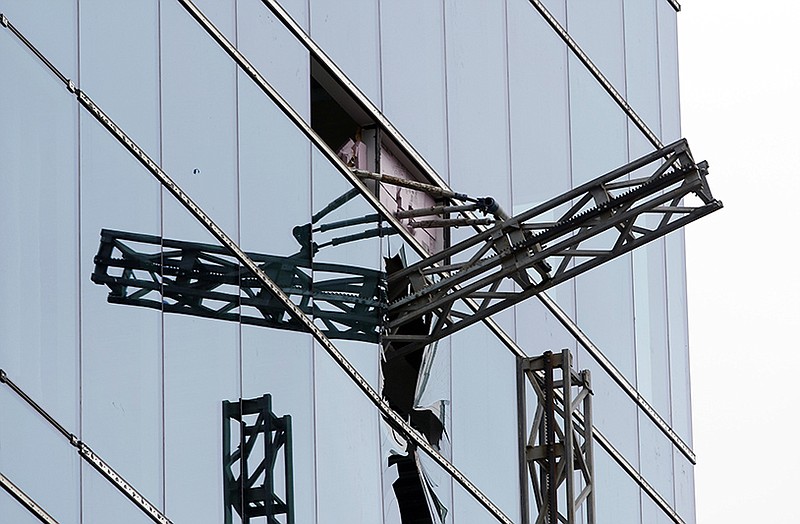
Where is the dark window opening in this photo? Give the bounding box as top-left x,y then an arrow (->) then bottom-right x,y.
310,76 -> 360,153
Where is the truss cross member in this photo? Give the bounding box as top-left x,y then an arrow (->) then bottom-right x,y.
518,350 -> 595,524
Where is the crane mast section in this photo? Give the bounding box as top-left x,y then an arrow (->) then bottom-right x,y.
385,140 -> 721,353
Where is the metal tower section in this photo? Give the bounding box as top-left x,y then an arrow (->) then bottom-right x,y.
223,395 -> 294,524
519,350 -> 594,524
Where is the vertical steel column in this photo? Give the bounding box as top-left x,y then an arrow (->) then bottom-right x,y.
520,350 -> 594,524
561,349 -> 575,524
582,370 -> 595,524
517,356 -> 531,524
543,352 -> 557,524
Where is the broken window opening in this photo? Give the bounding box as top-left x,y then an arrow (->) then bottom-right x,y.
310,63 -> 449,256
310,76 -> 360,157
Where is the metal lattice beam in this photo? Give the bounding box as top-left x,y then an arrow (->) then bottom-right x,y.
92,229 -> 386,343
384,140 -> 721,356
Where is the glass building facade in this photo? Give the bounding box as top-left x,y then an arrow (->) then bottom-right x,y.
0,1 -> 698,523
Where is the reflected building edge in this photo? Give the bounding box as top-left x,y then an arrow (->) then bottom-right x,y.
0,1 -> 717,524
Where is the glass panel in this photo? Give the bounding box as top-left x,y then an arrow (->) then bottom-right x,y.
624,0 -> 662,159
0,16 -> 80,523
237,0 -> 310,114
623,0 -> 661,135
575,256 -> 635,381
666,231 -> 692,444
566,0 -> 625,90
567,57 -> 628,185
444,0 -> 511,207
594,447 -> 641,524
638,411 -> 674,507
580,358 -> 639,465
237,6 -> 315,519
656,2 -> 681,143
380,0 -> 449,177
673,447 -> 696,524
79,119 -> 164,523
193,0 -> 236,41
0,492 -> 50,524
160,2 -> 241,521
78,2 -> 164,522
538,0 -> 567,25
442,0 -> 517,411
310,0 -> 382,105
450,325 -> 521,523
507,0 -> 577,360
0,2 -> 77,79
641,495 -> 675,524
567,41 -> 640,383
508,0 -> 571,212
625,0 -> 672,427
633,236 -> 671,418
310,151 -> 384,521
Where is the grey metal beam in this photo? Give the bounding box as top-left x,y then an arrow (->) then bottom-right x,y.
520,350 -> 595,524
385,143 -> 721,351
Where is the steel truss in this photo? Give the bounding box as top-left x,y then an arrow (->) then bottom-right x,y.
223,395 -> 294,524
519,350 -> 594,524
384,140 -> 721,356
92,229 -> 386,343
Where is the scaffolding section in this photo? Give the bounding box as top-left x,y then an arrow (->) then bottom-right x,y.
519,350 -> 595,524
